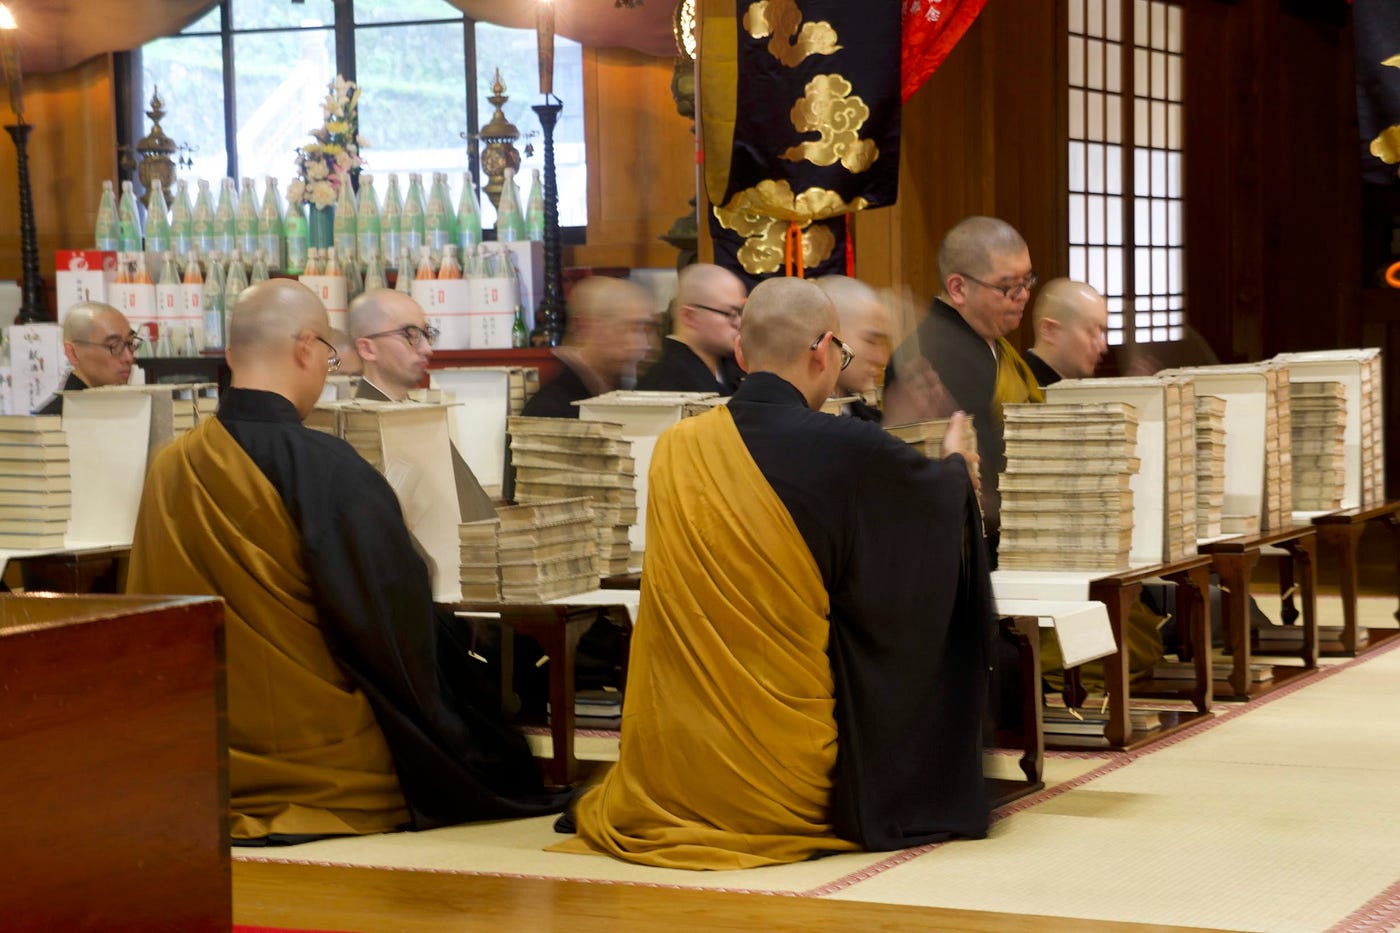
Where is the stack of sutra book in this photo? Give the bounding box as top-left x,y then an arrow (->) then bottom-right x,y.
997,402 -> 1141,571
1289,381 -> 1347,511
508,416 -> 637,576
1195,395 -> 1227,538
0,414 -> 71,548
459,497 -> 600,603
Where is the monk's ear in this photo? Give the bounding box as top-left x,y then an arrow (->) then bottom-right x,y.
946,274 -> 969,305
1039,317 -> 1060,343
734,335 -> 749,373
355,336 -> 376,362
62,341 -> 80,369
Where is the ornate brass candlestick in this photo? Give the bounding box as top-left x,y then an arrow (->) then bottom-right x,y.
479,70 -> 523,212
135,87 -> 179,209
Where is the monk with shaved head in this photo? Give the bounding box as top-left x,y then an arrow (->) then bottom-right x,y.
638,262 -> 748,394
555,276 -> 993,869
128,280 -> 562,844
1025,278 -> 1110,385
37,302 -> 140,414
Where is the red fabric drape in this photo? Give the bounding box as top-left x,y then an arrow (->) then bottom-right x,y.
902,0 -> 990,103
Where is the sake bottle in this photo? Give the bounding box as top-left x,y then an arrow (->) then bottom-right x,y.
525,168 -> 545,241
342,247 -> 362,301
495,168 -> 525,242
181,250 -> 204,357
284,200 -> 308,275
249,249 -> 270,285
381,174 -> 403,271
94,180 -> 120,250
437,243 -> 462,280
235,177 -> 260,257
395,247 -> 414,294
202,253 -> 226,352
457,173 -> 482,253
414,244 -> 435,281
117,180 -> 144,253
402,172 -> 427,258
363,249 -> 386,291
224,251 -> 248,324
155,252 -> 181,358
333,177 -> 358,263
511,306 -> 528,349
356,175 -> 381,265
259,177 -> 285,271
302,247 -> 322,277
214,178 -> 237,255
192,179 -> 216,255
425,172 -> 453,261
170,180 -> 194,259
145,184 -> 171,255
323,246 -> 342,279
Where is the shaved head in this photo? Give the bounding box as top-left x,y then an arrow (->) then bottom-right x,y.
348,288 -> 419,339
61,301 -> 137,389
566,276 -> 653,333
738,277 -> 838,373
226,279 -> 335,418
229,279 -> 328,355
1029,278 -> 1109,380
815,275 -> 890,395
937,216 -> 1028,285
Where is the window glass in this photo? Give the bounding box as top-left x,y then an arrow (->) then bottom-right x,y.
234,30 -> 335,184
354,0 -> 462,26
142,34 -> 228,183
232,0 -> 335,31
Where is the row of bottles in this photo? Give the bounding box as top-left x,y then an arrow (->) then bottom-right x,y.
95,168 -> 545,274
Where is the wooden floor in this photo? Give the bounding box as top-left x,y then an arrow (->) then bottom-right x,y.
233,860 -> 1230,932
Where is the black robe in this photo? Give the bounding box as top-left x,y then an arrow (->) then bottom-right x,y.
217,388 -> 567,829
521,361 -> 592,418
728,373 -> 993,849
637,337 -> 744,395
1024,348 -> 1063,387
353,379 -> 392,401
35,372 -> 87,416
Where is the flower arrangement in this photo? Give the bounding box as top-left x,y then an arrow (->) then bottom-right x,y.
287,75 -> 368,208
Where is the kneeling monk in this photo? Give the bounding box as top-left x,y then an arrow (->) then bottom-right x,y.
553,276 -> 993,870
128,280 -> 565,842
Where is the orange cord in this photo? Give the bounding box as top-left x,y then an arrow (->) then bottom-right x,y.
784,222 -> 805,278
1386,261 -> 1400,289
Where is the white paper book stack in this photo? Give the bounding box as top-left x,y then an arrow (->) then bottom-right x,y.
0,414 -> 71,548
1195,395 -> 1227,538
1289,381 -> 1347,511
996,401 -> 1140,571
508,416 -> 637,576
494,496 -> 599,602
458,517 -> 502,602
1272,349 -> 1384,510
1162,377 -> 1198,559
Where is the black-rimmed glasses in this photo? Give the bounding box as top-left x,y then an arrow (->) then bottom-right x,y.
809,332 -> 855,371
71,335 -> 143,356
363,324 -> 440,348
313,335 -> 341,373
693,303 -> 743,324
959,271 -> 1039,301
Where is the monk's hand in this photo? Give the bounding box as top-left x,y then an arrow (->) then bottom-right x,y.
942,411 -> 981,493
883,360 -> 957,424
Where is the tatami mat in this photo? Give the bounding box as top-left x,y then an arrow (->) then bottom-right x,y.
235,597 -> 1400,930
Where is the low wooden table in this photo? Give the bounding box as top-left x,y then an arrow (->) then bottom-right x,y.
442,599 -> 633,787
1078,554 -> 1215,750
1308,501 -> 1400,656
1199,525 -> 1319,698
989,614 -> 1045,806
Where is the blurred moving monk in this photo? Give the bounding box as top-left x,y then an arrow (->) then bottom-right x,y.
554,277 -> 992,869
127,279 -> 563,842
815,275 -> 892,421
521,276 -> 658,417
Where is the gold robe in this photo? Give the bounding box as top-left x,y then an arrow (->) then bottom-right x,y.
127,417 -> 408,839
552,406 -> 861,869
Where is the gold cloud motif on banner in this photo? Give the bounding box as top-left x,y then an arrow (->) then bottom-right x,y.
782,74 -> 876,172
1372,55 -> 1400,175
744,0 -> 841,67
712,179 -> 869,275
